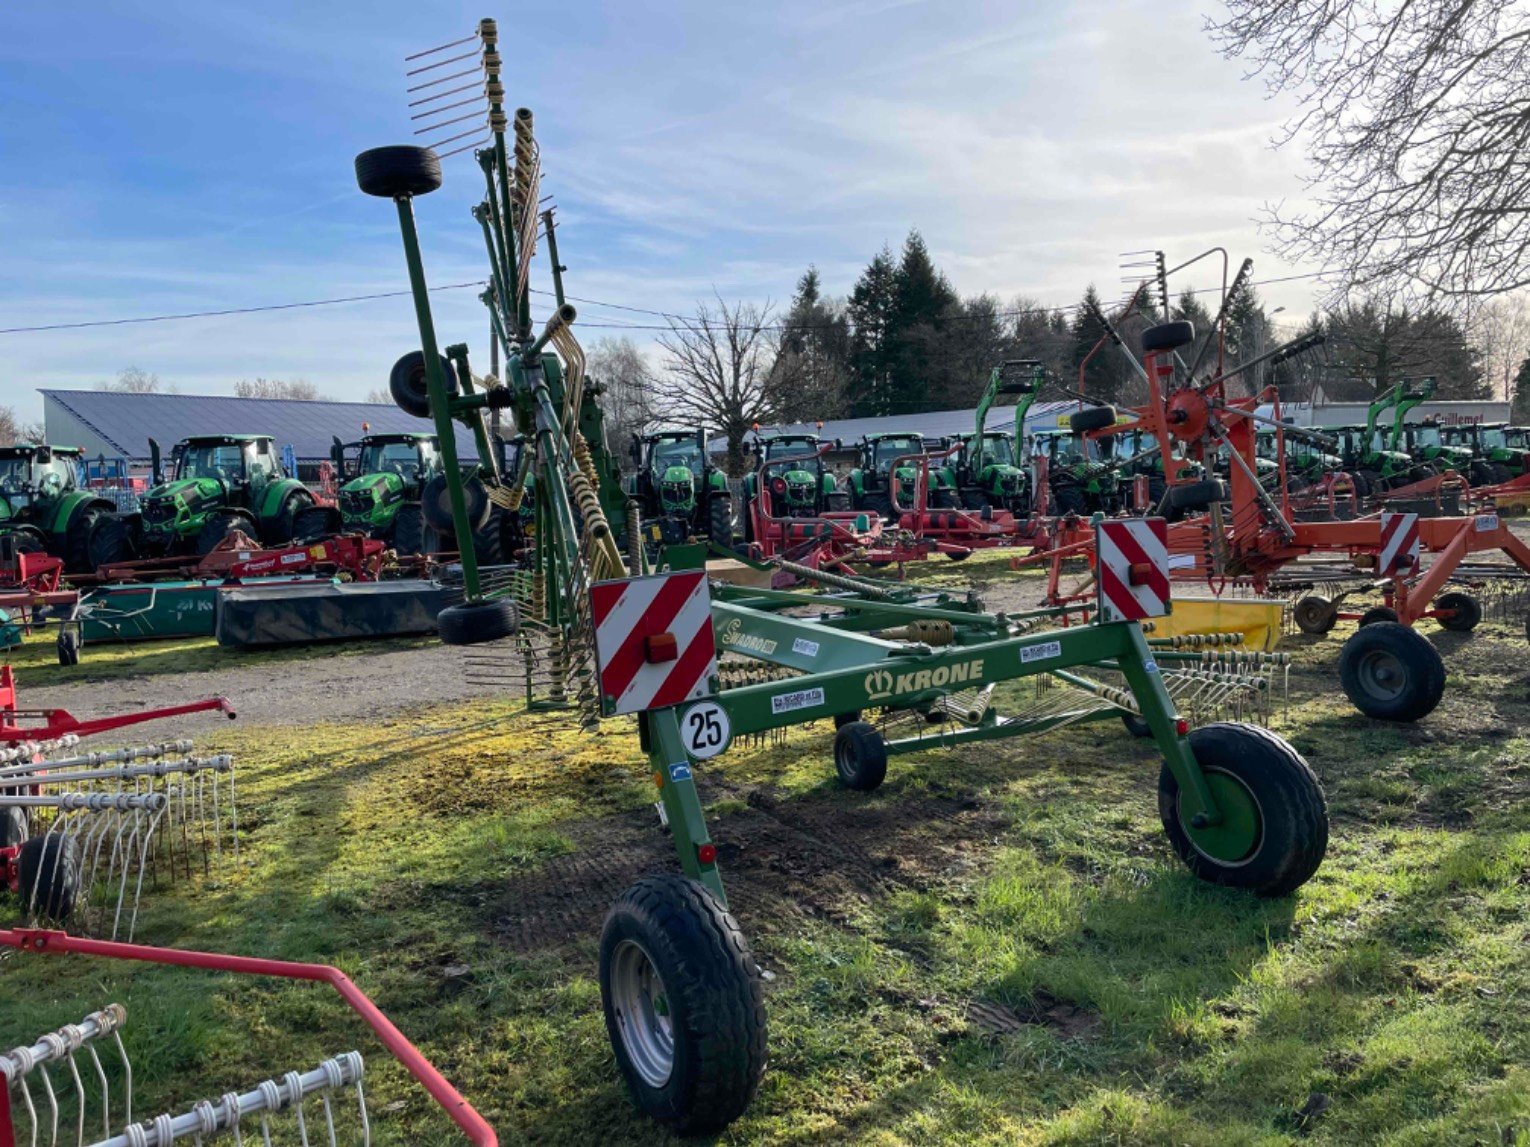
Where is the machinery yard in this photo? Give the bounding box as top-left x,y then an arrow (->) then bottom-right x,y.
0,544 -> 1526,1144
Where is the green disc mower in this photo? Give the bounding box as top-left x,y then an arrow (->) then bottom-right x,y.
0,444 -> 132,573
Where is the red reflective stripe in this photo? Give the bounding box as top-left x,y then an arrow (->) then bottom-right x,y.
599,575 -> 699,702
1103,522 -> 1168,610
647,622 -> 718,710
588,579 -> 629,627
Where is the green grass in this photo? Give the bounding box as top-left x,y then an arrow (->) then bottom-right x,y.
1,597 -> 1528,1145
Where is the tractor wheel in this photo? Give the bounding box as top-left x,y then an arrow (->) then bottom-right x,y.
1469,460 -> 1495,487
1121,712 -> 1152,739
1434,591 -> 1482,633
84,513 -> 133,573
391,504 -> 433,556
422,472 -> 491,532
946,549 -> 971,562
1293,595 -> 1338,635
599,874 -> 766,1135
961,488 -> 992,512
196,512 -> 248,556
823,491 -> 851,514
292,505 -> 339,544
471,511 -> 506,567
4,528 -> 47,556
1491,463 -> 1514,484
266,490 -> 316,546
1168,479 -> 1226,512
707,492 -> 734,546
1338,622 -> 1445,722
860,491 -> 895,522
56,628 -> 80,667
1358,605 -> 1400,627
931,487 -> 961,509
354,145 -> 443,199
1158,723 -> 1327,898
833,710 -> 863,729
1069,406 -> 1118,433
18,834 -> 80,920
62,506 -> 105,574
437,598 -> 518,646
833,721 -> 888,792
388,349 -> 458,419
1053,484 -> 1088,516
0,805 -> 28,848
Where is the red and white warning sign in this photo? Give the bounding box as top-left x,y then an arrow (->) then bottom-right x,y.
591,570 -> 719,717
1378,511 -> 1421,577
1096,518 -> 1171,622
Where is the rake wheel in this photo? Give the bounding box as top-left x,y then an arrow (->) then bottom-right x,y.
1338,622 -> 1445,722
1434,591 -> 1481,633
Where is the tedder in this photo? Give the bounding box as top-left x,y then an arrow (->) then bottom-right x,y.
357,53 -> 1333,1136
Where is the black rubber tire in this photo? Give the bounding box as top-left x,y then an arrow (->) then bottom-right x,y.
18,834 -> 80,920
389,350 -> 458,419
390,503 -> 431,556
1469,460 -> 1495,488
960,488 -> 992,512
707,492 -> 733,545
1069,406 -> 1118,433
2,528 -> 46,556
1053,484 -> 1088,516
833,721 -> 888,792
1491,463 -> 1514,484
823,491 -> 852,514
62,506 -> 108,574
1168,479 -> 1226,512
1338,622 -> 1445,722
1434,591 -> 1481,633
832,710 -> 863,729
0,805 -> 28,848
265,490 -> 315,546
1158,723 -> 1327,898
1356,470 -> 1381,497
437,598 -> 518,646
84,513 -> 133,573
599,874 -> 766,1135
195,512 -> 248,556
860,491 -> 895,522
422,472 -> 492,533
931,487 -> 962,509
1121,712 -> 1152,739
471,511 -> 506,567
946,549 -> 970,562
1358,606 -> 1400,627
292,505 -> 340,544
354,145 -> 443,199
1142,320 -> 1196,353
56,628 -> 80,666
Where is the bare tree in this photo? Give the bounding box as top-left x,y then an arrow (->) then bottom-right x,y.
655,296 -> 781,475
1473,295 -> 1530,401
587,337 -> 657,463
1207,0 -> 1530,306
234,378 -> 327,401
97,366 -> 165,393
365,388 -> 390,404
0,406 -> 43,443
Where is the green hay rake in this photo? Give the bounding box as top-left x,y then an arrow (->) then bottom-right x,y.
357,21 -> 1330,1133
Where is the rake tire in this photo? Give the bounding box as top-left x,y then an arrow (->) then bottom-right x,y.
437,598 -> 518,646
388,350 -> 457,420
1293,595 -> 1338,636
56,627 -> 80,666
1434,591 -> 1481,633
1069,406 -> 1118,433
1168,479 -> 1225,512
0,805 -> 27,848
17,835 -> 80,920
1358,605 -> 1400,627
1158,723 -> 1327,898
1338,622 -> 1445,722
354,145 -> 443,199
599,875 -> 766,1135
833,720 -> 888,792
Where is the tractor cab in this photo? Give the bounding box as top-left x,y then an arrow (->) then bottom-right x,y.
0,444 -> 127,573
1400,418 -> 1473,474
848,432 -> 951,518
166,435 -> 283,491
138,434 -> 313,556
0,445 -> 81,516
1326,424 -> 1418,494
1255,428 -> 1340,486
1441,421 -> 1529,484
320,432 -> 443,543
742,432 -> 847,531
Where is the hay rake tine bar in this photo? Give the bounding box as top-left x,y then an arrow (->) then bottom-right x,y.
1,1004 -> 129,1147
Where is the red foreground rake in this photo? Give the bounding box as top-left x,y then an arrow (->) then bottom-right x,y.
0,930 -> 496,1146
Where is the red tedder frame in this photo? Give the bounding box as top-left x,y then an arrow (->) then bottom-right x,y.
0,665 -> 236,745
0,928 -> 497,1147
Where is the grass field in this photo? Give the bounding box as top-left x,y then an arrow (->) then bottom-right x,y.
2,559 -> 1527,1145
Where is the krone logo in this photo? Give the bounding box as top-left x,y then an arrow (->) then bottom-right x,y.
865,669 -> 895,700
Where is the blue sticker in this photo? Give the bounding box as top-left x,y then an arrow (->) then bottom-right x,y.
1144,659 -> 1160,674
668,762 -> 693,783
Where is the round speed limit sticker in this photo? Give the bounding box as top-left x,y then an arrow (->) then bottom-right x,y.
679,700 -> 732,760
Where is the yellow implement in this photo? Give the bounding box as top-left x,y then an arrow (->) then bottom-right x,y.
1155,596 -> 1285,652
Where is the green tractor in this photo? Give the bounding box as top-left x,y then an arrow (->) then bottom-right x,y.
624,428 -> 733,548
294,432 -> 443,554
847,432 -> 958,519
1441,422 -> 1530,484
1029,427 -> 1120,515
134,434 -> 316,556
741,432 -> 848,542
1386,378 -> 1473,478
0,444 -> 132,573
1326,424 -> 1417,495
1255,428 -> 1342,489
936,360 -> 1039,512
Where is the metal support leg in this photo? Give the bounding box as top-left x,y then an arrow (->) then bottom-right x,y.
645,709 -> 726,905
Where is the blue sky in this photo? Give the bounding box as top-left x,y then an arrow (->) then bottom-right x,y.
0,0 -> 1315,420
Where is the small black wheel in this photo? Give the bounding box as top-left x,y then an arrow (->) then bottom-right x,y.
860,491 -> 895,522
946,549 -> 970,562
1293,595 -> 1338,635
196,512 -> 247,556
833,721 -> 888,791
0,805 -> 28,848
18,835 -> 80,920
1434,591 -> 1481,633
292,505 -> 340,544
57,628 -> 80,667
1338,622 -> 1445,722
1121,712 -> 1152,739
388,350 -> 458,419
832,710 -> 863,729
422,472 -> 492,532
1142,320 -> 1195,353
354,145 -> 443,198
599,875 -> 766,1135
1069,406 -> 1118,433
1168,479 -> 1226,512
1358,605 -> 1400,627
1158,723 -> 1327,898
437,598 -> 518,645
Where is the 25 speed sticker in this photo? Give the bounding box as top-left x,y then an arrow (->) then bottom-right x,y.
679,700 -> 732,760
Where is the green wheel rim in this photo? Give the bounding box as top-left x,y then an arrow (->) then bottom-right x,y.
1181,767 -> 1263,865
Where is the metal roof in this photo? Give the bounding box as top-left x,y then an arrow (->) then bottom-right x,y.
41,389 -> 480,461
706,401 -> 1079,453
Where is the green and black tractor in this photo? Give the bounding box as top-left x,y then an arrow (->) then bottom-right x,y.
740,432 -> 849,542
1326,424 -> 1418,495
937,360 -> 1039,512
1029,427 -> 1121,515
295,432 -> 443,555
624,428 -> 733,548
1441,422 -> 1530,484
0,444 -> 132,573
847,432 -> 958,519
1255,427 -> 1343,490
133,434 -> 316,556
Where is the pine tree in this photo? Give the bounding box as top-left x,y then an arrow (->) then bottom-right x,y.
847,248 -> 898,416
886,230 -> 958,414
1513,357 -> 1530,422
1070,285 -> 1119,401
771,265 -> 852,418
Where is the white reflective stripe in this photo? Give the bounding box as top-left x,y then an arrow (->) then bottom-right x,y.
612,593 -> 714,712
